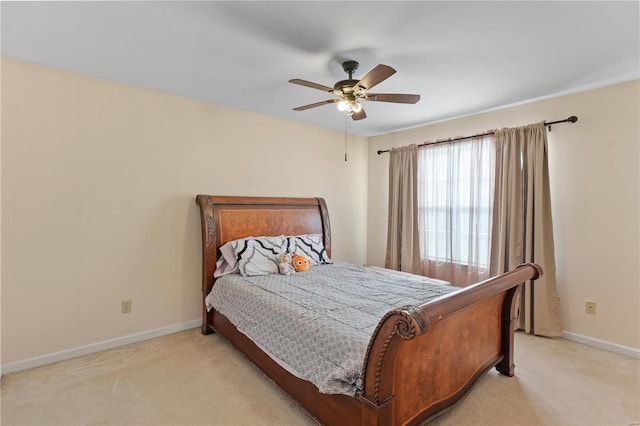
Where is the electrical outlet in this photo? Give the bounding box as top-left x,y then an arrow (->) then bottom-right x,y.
121,299 -> 132,314
585,301 -> 596,315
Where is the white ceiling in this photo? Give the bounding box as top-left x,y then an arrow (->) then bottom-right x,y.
2,1 -> 639,137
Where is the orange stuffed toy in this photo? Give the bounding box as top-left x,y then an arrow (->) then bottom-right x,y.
291,254 -> 311,272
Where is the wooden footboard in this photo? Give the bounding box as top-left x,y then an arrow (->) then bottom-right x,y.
195,195 -> 542,425
359,263 -> 542,425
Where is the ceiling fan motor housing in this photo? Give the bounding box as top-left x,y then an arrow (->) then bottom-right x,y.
334,79 -> 358,94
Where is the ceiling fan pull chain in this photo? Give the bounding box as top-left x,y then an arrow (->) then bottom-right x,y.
344,114 -> 348,162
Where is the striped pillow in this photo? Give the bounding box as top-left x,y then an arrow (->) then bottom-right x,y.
229,235 -> 287,276
285,234 -> 332,265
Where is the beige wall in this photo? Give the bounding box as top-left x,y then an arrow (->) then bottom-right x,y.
0,59 -> 368,365
367,80 -> 640,350
0,59 -> 3,371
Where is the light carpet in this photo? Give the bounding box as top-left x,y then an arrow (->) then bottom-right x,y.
1,328 -> 638,425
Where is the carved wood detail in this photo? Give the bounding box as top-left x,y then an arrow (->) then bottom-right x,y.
360,304 -> 430,406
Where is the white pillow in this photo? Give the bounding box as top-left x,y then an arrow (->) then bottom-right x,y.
214,242 -> 238,278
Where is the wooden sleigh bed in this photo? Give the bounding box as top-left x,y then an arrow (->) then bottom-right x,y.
196,195 -> 542,425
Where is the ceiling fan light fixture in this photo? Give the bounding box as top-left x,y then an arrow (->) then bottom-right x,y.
339,99 -> 361,115
346,102 -> 354,113
290,60 -> 420,121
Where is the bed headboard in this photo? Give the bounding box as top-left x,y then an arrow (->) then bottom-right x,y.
195,195 -> 331,333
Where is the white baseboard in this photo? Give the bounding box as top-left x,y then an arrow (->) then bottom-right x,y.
1,319 -> 202,375
563,331 -> 640,359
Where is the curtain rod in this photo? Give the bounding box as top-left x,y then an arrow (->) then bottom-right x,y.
376,115 -> 578,155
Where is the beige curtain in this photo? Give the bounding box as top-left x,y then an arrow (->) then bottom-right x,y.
490,122 -> 562,336
386,144 -> 420,274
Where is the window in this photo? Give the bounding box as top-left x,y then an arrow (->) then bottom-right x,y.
417,135 -> 495,285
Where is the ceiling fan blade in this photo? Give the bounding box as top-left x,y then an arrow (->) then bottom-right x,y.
293,98 -> 339,111
289,79 -> 334,93
353,64 -> 396,92
363,93 -> 421,104
351,108 -> 367,121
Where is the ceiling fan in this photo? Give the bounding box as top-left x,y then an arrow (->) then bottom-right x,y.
289,60 -> 420,121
